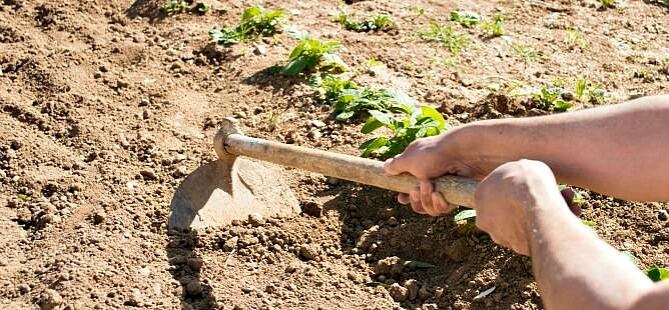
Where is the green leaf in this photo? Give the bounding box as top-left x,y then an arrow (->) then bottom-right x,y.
403,260 -> 435,269
16,193 -> 32,202
336,111 -> 355,121
281,58 -> 310,76
242,6 -> 262,21
321,53 -> 348,71
368,110 -> 392,126
647,266 -> 669,282
473,286 -> 496,300
360,137 -> 389,157
361,117 -> 384,134
285,26 -> 309,40
581,220 -> 597,228
365,282 -> 391,289
419,106 -> 445,129
454,209 -> 476,221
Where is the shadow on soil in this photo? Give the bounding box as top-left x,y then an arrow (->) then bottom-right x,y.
166,228 -> 217,309
316,181 -> 537,308
126,0 -> 167,23
242,67 -> 311,96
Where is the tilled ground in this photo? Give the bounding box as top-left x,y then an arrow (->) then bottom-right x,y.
1,0 -> 668,309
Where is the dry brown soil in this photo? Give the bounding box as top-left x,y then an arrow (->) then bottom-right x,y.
1,0 -> 669,309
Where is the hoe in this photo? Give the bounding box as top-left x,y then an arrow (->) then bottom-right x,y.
168,118 -> 477,229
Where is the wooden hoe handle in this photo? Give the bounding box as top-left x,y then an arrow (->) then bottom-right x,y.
218,133 -> 478,207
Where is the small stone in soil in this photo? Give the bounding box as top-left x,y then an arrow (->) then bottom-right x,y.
187,257 -> 204,271
39,289 -> 63,310
659,209 -> 668,221
387,283 -> 408,302
223,236 -> 239,251
140,169 -> 157,180
301,201 -> 323,217
241,286 -> 255,293
299,244 -> 321,261
404,279 -> 419,300
185,280 -> 203,296
248,213 -> 265,226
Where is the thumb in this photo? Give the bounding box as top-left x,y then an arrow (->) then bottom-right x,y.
383,155 -> 408,176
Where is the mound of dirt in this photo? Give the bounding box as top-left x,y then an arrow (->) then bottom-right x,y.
1,0 -> 668,309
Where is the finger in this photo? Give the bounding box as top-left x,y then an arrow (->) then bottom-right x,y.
397,193 -> 410,205
383,156 -> 407,176
419,181 -> 437,216
431,192 -> 454,215
409,189 -> 427,214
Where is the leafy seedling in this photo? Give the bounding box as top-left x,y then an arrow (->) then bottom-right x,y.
334,13 -> 394,32
565,28 -> 587,50
194,2 -> 211,14
598,0 -> 616,8
481,14 -> 504,37
360,105 -> 446,159
163,0 -> 189,14
450,11 -> 482,27
531,87 -> 572,111
417,22 -> 469,55
281,37 -> 348,76
574,78 -> 606,103
647,266 -> 669,282
404,260 -> 435,269
16,193 -> 32,202
510,43 -> 545,62
407,6 -> 426,16
333,88 -> 397,120
309,75 -> 358,102
209,6 -> 286,45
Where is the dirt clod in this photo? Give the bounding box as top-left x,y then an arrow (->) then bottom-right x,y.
387,283 -> 408,302
38,289 -> 62,310
375,256 -> 404,276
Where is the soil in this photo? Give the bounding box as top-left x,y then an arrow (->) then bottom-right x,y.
1,0 -> 668,309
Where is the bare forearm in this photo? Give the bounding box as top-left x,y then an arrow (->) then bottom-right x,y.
528,192 -> 653,309
464,95 -> 669,201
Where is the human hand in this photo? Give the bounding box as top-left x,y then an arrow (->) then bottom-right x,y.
383,125 -> 496,216
474,159 -> 566,255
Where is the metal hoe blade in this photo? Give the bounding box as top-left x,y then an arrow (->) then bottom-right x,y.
167,121 -> 300,229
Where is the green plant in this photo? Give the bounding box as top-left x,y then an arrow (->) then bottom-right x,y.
481,14 -> 504,37
281,37 -> 348,76
333,87 -> 397,120
531,87 -> 572,111
194,2 -> 211,14
565,28 -> 587,49
634,70 -> 654,82
417,22 -> 469,55
574,78 -> 606,103
16,193 -> 32,202
450,11 -> 482,27
408,6 -> 426,16
647,266 -> 669,282
360,105 -> 446,159
510,43 -> 544,62
163,0 -> 189,13
334,13 -> 394,32
209,6 -> 286,45
598,0 -> 616,8
309,75 -> 358,102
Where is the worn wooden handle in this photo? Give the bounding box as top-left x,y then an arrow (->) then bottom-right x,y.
217,133 -> 477,207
